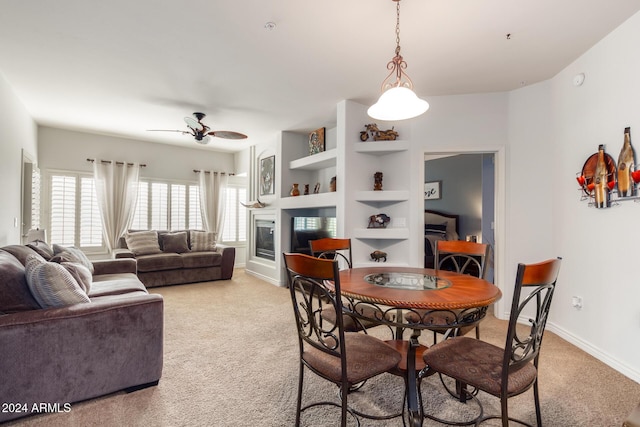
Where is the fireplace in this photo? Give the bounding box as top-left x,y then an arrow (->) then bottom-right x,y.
255,219 -> 275,261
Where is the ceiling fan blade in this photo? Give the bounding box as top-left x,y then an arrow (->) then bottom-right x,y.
147,129 -> 190,134
184,116 -> 204,131
208,130 -> 248,140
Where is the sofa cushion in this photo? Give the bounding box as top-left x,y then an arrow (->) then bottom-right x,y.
136,253 -> 183,272
125,230 -> 162,256
0,245 -> 43,265
190,230 -> 217,252
0,250 -> 41,313
51,245 -> 95,274
181,251 -> 222,269
90,273 -> 148,296
61,262 -> 93,294
24,255 -> 90,308
161,231 -> 190,253
26,240 -> 54,259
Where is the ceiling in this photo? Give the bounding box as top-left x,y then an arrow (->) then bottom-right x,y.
2,1 -> 640,153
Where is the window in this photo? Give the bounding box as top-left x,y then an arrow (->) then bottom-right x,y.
131,180 -> 202,231
49,173 -> 104,250
222,184 -> 247,243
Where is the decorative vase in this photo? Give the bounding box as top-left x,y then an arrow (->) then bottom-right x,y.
304,184 -> 309,195
290,183 -> 300,196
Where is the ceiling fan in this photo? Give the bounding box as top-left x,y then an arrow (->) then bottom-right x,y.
148,112 -> 247,144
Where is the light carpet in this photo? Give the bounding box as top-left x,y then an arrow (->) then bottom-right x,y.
7,269 -> 640,426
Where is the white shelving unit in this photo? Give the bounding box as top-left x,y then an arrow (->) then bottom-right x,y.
289,148 -> 337,170
279,192 -> 337,209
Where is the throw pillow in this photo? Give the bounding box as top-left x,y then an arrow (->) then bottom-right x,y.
161,232 -> 190,254
50,245 -> 95,274
24,255 -> 90,308
26,240 -> 54,259
124,230 -> 162,256
425,223 -> 447,236
190,230 -> 217,252
0,251 -> 41,313
61,262 -> 93,294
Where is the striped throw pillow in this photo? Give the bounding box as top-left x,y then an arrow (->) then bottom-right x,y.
125,231 -> 162,256
24,255 -> 90,308
190,230 -> 217,252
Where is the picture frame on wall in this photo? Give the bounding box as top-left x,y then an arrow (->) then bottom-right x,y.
260,155 -> 275,196
308,127 -> 326,155
424,181 -> 441,200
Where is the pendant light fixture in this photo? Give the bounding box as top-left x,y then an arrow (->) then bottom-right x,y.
368,0 -> 429,121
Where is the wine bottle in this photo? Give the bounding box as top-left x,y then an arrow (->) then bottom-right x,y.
594,144 -> 610,208
617,127 -> 635,197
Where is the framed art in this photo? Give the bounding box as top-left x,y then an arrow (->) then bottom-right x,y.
308,127 -> 326,155
424,181 -> 441,200
260,155 -> 275,196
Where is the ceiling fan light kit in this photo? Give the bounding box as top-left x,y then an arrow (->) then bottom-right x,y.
368,0 -> 429,121
147,112 -> 247,144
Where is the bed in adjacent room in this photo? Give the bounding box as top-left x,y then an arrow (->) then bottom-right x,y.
424,209 -> 459,268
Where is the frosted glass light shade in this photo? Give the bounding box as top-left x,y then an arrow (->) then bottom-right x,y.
367,86 -> 429,121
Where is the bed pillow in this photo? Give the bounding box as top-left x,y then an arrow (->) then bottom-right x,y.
425,223 -> 447,236
124,230 -> 162,256
24,255 -> 90,308
161,231 -> 190,253
190,230 -> 217,252
51,245 -> 95,274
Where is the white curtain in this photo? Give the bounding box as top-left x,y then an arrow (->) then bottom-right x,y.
93,160 -> 140,252
198,171 -> 228,235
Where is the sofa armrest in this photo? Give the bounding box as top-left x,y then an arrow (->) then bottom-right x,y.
216,244 -> 236,279
0,294 -> 163,422
92,258 -> 137,275
113,248 -> 135,259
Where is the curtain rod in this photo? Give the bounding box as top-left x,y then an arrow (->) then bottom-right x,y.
193,170 -> 235,176
87,159 -> 146,167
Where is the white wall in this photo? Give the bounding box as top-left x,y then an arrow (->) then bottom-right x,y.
0,72 -> 37,246
546,11 -> 640,381
38,127 -> 234,180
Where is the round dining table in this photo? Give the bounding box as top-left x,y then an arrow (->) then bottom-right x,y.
334,266 -> 502,427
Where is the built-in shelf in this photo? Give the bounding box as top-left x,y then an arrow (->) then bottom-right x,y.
354,190 -> 410,202
279,191 -> 337,209
289,148 -> 337,170
353,141 -> 410,155
352,227 -> 410,240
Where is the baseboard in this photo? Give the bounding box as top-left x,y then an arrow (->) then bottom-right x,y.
244,269 -> 284,287
546,321 -> 640,384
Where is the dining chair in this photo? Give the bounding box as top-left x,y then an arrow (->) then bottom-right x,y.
421,257 -> 562,427
282,253 -> 402,427
406,240 -> 491,341
309,238 -> 382,332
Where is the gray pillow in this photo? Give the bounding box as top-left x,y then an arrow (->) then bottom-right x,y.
125,231 -> 162,256
0,251 -> 41,313
51,245 -> 95,274
190,230 -> 217,252
24,255 -> 90,308
26,240 -> 54,259
161,232 -> 190,253
61,262 -> 93,294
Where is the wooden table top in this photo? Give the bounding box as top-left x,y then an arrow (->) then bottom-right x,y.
337,266 -> 501,310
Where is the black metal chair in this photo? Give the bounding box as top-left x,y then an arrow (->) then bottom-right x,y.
421,257 -> 562,427
283,253 -> 402,427
406,240 -> 491,341
309,238 -> 382,332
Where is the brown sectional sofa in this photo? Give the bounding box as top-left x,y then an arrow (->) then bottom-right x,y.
0,244 -> 163,423
113,230 -> 235,288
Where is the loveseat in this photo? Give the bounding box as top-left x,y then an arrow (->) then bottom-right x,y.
113,229 -> 235,288
0,243 -> 163,423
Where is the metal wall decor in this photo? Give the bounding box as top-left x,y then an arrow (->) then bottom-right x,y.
576,127 -> 640,208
